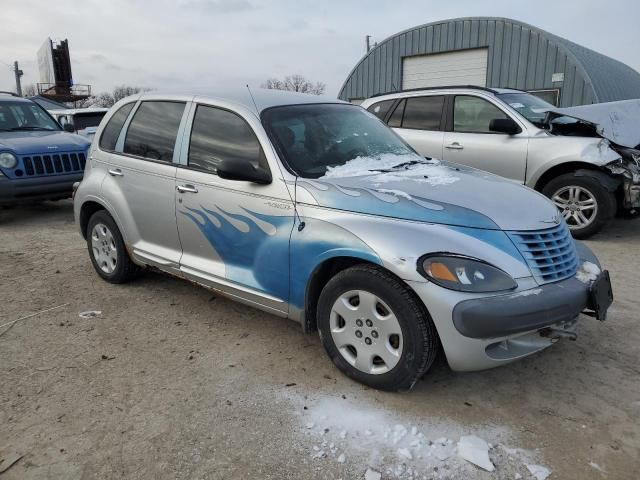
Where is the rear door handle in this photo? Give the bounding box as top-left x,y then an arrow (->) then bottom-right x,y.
108,168 -> 124,176
176,184 -> 198,194
445,142 -> 464,150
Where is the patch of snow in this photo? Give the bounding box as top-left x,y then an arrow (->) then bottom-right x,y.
589,461 -> 606,473
576,261 -> 601,284
337,453 -> 346,464
79,310 -> 102,319
364,468 -> 381,480
375,188 -> 412,200
511,288 -> 543,298
397,448 -> 413,460
457,435 -> 495,472
526,464 -> 552,480
321,153 -> 459,187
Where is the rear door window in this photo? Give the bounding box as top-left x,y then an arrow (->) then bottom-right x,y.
188,105 -> 266,173
453,95 -> 509,133
402,96 -> 444,131
99,103 -> 135,151
366,100 -> 395,120
124,101 -> 186,161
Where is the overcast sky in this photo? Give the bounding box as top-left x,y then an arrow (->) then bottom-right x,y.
1,0 -> 638,98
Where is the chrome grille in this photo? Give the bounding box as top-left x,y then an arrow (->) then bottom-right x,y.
18,152 -> 86,178
508,223 -> 578,284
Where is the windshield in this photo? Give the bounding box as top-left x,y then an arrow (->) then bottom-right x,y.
262,103 -> 421,178
0,101 -> 61,131
73,112 -> 107,130
498,93 -> 554,126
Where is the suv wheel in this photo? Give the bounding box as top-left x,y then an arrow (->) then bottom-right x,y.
87,210 -> 139,283
317,264 -> 439,392
542,173 -> 616,239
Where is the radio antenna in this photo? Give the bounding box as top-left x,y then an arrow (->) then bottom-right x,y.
246,84 -> 259,114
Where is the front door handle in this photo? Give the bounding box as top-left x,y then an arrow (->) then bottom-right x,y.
445,142 -> 464,150
108,168 -> 124,176
176,184 -> 198,194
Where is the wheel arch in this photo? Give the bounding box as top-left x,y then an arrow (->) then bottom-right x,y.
79,200 -> 108,239
534,162 -> 621,193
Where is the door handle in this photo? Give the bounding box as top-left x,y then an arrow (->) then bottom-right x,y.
176,184 -> 198,194
108,168 -> 124,176
445,142 -> 464,150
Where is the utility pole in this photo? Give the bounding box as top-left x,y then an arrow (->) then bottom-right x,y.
366,35 -> 372,53
13,61 -> 23,96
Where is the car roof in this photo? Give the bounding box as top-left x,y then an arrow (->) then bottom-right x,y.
0,93 -> 35,104
362,85 -> 527,104
127,88 -> 346,115
49,107 -> 109,114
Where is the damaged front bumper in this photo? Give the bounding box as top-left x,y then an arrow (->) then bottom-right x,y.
607,147 -> 640,211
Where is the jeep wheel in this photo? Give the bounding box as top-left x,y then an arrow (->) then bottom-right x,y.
86,210 -> 139,283
542,173 -> 616,239
317,264 -> 439,392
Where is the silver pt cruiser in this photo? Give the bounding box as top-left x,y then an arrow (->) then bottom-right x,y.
74,90 -> 613,391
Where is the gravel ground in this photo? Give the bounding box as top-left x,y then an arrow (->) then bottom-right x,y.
1,200 -> 639,480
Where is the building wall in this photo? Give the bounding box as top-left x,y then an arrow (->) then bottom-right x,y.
339,17 -> 597,107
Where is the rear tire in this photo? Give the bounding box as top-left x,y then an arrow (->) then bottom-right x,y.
86,210 -> 140,283
317,264 -> 439,392
542,173 -> 616,239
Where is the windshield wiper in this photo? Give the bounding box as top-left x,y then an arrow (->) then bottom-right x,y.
11,126 -> 53,131
368,159 -> 426,173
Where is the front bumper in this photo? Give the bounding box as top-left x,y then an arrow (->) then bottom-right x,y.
0,173 -> 83,205
407,242 -> 606,371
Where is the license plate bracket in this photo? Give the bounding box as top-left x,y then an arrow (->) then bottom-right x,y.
587,270 -> 613,321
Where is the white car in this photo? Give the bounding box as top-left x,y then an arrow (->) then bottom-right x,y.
50,108 -> 108,140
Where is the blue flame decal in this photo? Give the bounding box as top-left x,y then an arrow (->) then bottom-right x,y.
181,206 -> 382,308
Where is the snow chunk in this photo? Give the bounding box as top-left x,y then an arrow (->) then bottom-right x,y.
305,422 -> 315,429
589,462 -> 606,473
364,468 -> 381,480
526,464 -> 552,480
576,261 -> 601,283
397,448 -> 413,460
457,435 -> 495,472
337,453 -> 346,464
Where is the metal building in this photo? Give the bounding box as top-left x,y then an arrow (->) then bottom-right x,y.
339,17 -> 640,107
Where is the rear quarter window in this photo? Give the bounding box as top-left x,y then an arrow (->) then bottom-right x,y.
99,103 -> 135,151
366,99 -> 395,120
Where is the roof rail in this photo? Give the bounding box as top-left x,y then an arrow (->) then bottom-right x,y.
0,91 -> 19,97
369,85 -> 500,98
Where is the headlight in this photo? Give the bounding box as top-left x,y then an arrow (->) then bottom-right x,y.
0,152 -> 17,169
418,254 -> 517,293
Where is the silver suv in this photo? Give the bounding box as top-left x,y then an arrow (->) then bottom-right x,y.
361,87 -> 640,238
74,90 -> 612,391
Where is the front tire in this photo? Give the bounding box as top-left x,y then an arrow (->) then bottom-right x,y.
86,210 -> 139,283
317,264 -> 439,392
542,173 -> 616,239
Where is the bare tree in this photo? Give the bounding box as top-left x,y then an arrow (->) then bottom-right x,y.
22,84 -> 37,97
78,85 -> 149,108
262,74 -> 325,95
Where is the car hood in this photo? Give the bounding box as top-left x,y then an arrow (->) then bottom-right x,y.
545,99 -> 640,149
0,130 -> 90,155
295,160 -> 560,231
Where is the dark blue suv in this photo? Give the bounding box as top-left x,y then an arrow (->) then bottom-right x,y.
0,93 -> 91,205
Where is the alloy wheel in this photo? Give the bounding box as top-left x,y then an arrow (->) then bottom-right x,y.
552,185 -> 598,229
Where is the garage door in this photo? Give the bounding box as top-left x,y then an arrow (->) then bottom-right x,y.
402,48 -> 488,90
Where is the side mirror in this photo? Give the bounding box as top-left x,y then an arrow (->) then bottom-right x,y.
489,118 -> 521,135
62,123 -> 76,133
217,159 -> 272,185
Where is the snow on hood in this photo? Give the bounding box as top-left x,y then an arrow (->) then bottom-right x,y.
545,99 -> 640,149
298,155 -> 560,231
